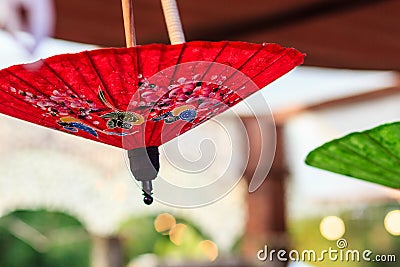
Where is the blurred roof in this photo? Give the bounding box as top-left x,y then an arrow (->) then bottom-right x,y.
54,0 -> 400,70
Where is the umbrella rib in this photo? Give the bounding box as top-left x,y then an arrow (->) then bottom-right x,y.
40,60 -> 95,113
146,46 -> 170,147
39,61 -> 121,145
29,61 -> 126,147
133,46 -> 147,144
3,69 -> 78,116
109,49 -> 140,149
84,51 -> 119,109
4,69 -> 56,100
206,44 -> 264,103
233,48 -> 293,93
169,42 -> 187,86
0,89 -> 119,146
198,41 -> 230,82
249,48 -> 303,81
156,44 -> 167,74
9,61 -> 117,144
109,48 -> 132,109
147,43 -> 189,146
159,43 -> 263,145
220,45 -> 302,101
0,94 -> 53,123
146,45 -> 169,147
151,43 -> 189,145
0,75 -> 111,140
152,43 -> 293,145
234,49 -> 303,105
222,45 -> 264,83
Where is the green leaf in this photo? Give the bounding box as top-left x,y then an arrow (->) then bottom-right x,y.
305,122 -> 400,189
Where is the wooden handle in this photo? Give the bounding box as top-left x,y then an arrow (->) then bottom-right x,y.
121,0 -> 136,47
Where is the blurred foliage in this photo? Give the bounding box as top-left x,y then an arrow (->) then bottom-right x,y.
289,202 -> 400,267
0,209 -> 90,267
119,214 -> 212,264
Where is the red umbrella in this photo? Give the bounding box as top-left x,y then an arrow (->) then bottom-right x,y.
0,0 -> 304,204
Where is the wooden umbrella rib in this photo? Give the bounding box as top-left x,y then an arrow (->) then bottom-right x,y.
43,61 -> 121,145
232,48 -> 294,92
197,41 -> 230,83
42,60 -> 93,108
0,94 -> 52,123
83,51 -> 118,109
3,69 -> 76,115
168,42 -> 188,86
151,43 -> 190,144
217,44 -> 265,90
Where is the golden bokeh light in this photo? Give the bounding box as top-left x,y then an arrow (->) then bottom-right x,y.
169,223 -> 187,245
154,213 -> 176,235
384,210 -> 400,236
199,240 -> 219,262
320,216 -> 345,240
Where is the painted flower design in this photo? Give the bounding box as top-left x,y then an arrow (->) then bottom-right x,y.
101,111 -> 144,129
9,87 -> 99,118
131,74 -> 241,126
57,117 -> 98,137
151,105 -> 197,124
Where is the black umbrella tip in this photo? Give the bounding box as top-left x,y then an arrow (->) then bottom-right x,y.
143,191 -> 154,205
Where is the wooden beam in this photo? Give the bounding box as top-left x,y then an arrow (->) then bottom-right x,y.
271,85 -> 400,125
241,119 -> 288,266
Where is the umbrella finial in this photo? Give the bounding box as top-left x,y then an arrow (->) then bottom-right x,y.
142,191 -> 154,205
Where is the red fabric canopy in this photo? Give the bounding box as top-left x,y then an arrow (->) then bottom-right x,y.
0,41 -> 304,149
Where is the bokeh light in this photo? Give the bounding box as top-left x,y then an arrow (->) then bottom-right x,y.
320,216 -> 345,240
169,223 -> 187,245
198,240 -> 218,262
154,213 -> 176,235
384,210 -> 400,236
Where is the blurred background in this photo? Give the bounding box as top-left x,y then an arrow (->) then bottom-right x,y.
0,0 -> 399,266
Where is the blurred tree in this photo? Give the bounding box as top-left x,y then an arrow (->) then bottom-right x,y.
0,209 -> 90,267
119,215 -> 212,264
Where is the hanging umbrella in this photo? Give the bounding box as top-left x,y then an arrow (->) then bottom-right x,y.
0,0 -> 304,204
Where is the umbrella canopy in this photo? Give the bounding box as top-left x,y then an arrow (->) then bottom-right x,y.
0,41 -> 303,149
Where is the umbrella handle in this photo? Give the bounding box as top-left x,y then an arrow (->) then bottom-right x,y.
121,0 -> 137,47
161,0 -> 186,44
